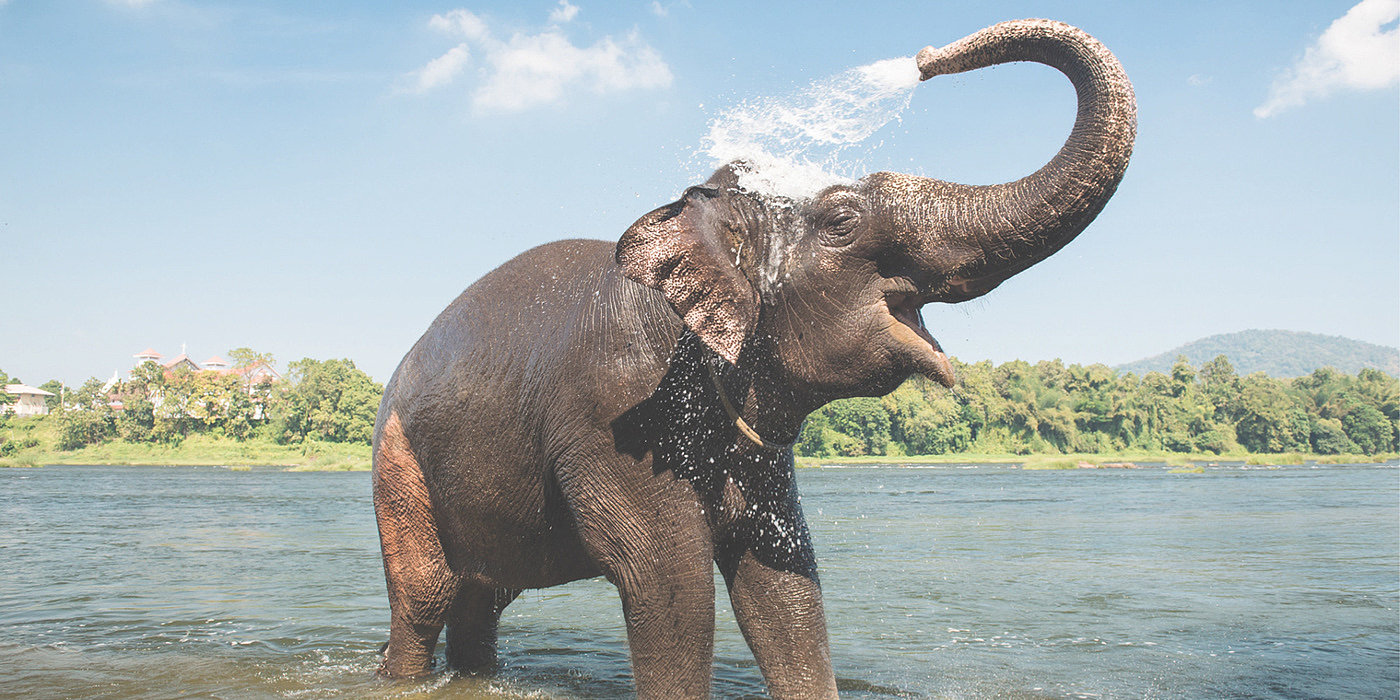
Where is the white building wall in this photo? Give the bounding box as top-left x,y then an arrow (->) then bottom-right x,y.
9,394 -> 49,416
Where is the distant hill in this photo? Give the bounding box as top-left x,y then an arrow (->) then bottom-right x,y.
1117,330 -> 1400,378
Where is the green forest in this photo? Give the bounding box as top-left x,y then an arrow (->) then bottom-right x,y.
3,352 -> 1398,467
0,353 -> 382,465
799,355 -> 1399,458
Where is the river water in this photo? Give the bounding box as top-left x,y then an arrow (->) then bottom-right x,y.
1,463 -> 1395,699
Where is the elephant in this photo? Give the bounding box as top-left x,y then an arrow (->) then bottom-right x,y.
372,18 -> 1135,699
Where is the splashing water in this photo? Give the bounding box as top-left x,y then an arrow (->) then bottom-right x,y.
701,57 -> 921,200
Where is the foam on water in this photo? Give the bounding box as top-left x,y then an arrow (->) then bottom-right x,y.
701,57 -> 921,200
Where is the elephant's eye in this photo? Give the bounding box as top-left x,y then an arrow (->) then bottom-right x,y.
819,207 -> 861,246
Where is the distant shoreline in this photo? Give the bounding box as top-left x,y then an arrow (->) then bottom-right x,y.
5,413 -> 1394,472
1,420 -> 371,471
7,446 -> 1394,472
798,452 -> 1398,469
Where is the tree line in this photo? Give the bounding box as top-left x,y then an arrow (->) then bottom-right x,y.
798,356 -> 1399,457
0,352 -> 383,452
6,353 -> 1397,458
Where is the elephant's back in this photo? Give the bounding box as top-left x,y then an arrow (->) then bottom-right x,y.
383,238 -> 620,420
376,235 -> 678,480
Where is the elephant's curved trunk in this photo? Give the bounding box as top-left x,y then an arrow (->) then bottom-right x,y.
882,19 -> 1136,300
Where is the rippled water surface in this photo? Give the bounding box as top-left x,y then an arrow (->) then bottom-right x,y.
2,463 -> 1396,698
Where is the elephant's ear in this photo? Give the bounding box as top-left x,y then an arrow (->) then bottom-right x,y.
616,185 -> 758,364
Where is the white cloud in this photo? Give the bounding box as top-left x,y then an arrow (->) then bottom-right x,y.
548,0 -> 579,24
104,0 -> 159,7
474,31 -> 670,112
429,8 -> 489,42
411,6 -> 672,113
1255,0 -> 1400,118
649,1 -> 690,18
1187,74 -> 1212,87
410,44 -> 471,93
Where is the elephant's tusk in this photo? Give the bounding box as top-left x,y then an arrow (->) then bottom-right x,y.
706,362 -> 794,451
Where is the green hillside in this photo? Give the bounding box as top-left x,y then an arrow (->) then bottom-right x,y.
1118,330 -> 1400,378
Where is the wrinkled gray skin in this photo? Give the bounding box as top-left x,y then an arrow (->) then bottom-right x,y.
373,19 -> 1135,699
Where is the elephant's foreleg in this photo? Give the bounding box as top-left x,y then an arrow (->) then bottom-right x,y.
614,558 -> 716,698
561,461 -> 717,698
444,586 -> 521,673
719,547 -> 837,699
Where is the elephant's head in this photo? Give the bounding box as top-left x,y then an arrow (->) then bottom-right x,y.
618,19 -> 1135,410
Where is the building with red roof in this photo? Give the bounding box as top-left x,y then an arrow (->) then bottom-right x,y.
133,348 -> 163,363
130,347 -> 283,385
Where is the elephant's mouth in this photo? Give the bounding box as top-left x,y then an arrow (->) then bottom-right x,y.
883,289 -> 956,388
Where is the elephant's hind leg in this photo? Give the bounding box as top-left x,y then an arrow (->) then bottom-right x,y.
445,586 -> 522,672
374,411 -> 461,678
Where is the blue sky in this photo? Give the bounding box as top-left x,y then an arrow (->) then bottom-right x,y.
2,0 -> 1397,386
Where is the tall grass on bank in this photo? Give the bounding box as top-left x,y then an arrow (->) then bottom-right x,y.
0,416 -> 370,470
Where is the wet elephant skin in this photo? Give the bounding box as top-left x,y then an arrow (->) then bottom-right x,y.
373,19 -> 1135,699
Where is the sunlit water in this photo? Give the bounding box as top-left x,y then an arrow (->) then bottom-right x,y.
2,463 -> 1396,698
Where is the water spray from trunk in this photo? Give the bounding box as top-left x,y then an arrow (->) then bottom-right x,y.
700,57 -> 921,200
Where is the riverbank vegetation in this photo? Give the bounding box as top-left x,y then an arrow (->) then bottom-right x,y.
797,355 -> 1397,460
1,355 -> 378,470
3,354 -> 1396,469
0,417 -> 369,470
